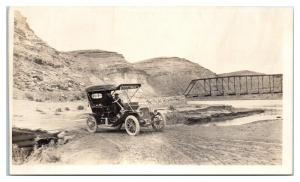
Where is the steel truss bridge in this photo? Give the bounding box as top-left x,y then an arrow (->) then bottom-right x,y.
184,74 -> 283,98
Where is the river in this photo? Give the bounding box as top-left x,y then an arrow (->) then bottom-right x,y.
188,99 -> 282,126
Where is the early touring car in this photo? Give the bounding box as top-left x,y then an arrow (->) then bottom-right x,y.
85,84 -> 166,136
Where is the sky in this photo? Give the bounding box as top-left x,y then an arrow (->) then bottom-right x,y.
14,7 -> 292,74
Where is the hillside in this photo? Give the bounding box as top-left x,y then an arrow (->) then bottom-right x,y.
134,57 -> 216,95
218,70 -> 264,77
12,11 -> 216,101
66,50 -> 156,96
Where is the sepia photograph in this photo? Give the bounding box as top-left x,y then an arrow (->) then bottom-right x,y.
8,6 -> 293,175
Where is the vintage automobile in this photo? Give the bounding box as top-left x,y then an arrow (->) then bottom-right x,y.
85,84 -> 166,136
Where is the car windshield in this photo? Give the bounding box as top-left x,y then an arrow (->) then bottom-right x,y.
114,87 -> 150,104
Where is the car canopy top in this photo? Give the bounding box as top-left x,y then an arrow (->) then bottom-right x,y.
85,85 -> 116,93
86,84 -> 141,93
115,84 -> 141,90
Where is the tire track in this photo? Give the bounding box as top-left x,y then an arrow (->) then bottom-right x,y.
162,129 -> 281,165
176,135 -> 281,164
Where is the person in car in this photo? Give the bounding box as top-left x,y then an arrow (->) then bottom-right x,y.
113,93 -> 124,116
114,93 -> 124,107
101,92 -> 114,107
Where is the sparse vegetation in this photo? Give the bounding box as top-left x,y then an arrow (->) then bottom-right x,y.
24,93 -> 34,101
26,143 -> 60,164
35,98 -> 43,102
55,108 -> 62,112
13,143 -> 60,165
36,108 -> 46,114
36,108 -> 43,112
77,105 -> 84,110
12,144 -> 29,165
12,127 -> 62,165
33,58 -> 43,65
165,111 -> 186,125
168,105 -> 176,111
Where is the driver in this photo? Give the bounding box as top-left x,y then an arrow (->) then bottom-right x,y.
113,93 -> 124,116
113,93 -> 124,107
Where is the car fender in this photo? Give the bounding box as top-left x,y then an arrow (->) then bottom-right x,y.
122,111 -> 140,121
87,113 -> 101,124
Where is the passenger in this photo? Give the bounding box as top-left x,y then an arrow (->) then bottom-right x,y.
102,92 -> 114,106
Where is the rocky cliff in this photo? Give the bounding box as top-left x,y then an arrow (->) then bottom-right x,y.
13,11 -> 85,100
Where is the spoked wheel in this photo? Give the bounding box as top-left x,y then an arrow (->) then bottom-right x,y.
124,115 -> 140,136
86,115 -> 98,133
151,112 -> 166,131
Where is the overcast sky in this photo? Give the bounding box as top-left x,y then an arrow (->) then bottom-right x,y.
14,7 -> 292,74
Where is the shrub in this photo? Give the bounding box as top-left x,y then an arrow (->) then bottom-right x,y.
36,109 -> 45,114
165,111 -> 186,125
35,98 -> 43,102
77,105 -> 84,110
33,58 -> 43,65
168,105 -> 176,111
65,107 -> 70,111
26,144 -> 60,164
55,108 -> 62,112
12,144 -> 28,165
24,93 -> 34,101
36,109 -> 43,112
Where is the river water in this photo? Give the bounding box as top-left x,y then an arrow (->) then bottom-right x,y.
187,99 -> 282,126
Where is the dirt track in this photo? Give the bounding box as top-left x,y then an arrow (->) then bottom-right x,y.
55,119 -> 281,165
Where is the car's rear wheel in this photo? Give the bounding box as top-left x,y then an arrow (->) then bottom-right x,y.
151,112 -> 166,131
86,115 -> 98,133
124,115 -> 140,136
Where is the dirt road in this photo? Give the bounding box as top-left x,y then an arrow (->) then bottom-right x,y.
55,119 -> 281,165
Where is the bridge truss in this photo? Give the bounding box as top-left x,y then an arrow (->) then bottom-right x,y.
184,74 -> 283,98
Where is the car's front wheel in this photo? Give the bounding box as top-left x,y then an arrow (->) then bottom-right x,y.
151,112 -> 166,131
86,114 -> 98,133
124,115 -> 140,136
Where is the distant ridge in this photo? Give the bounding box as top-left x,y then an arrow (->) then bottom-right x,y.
218,70 -> 265,77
